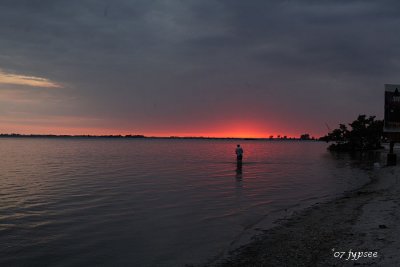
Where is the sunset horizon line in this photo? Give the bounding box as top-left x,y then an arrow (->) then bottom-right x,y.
0,132 -> 320,140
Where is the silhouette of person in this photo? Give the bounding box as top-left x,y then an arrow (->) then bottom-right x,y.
235,144 -> 243,161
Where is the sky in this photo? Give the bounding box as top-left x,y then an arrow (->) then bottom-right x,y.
0,0 -> 399,138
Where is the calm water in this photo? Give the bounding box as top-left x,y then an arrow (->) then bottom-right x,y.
0,139 -> 377,266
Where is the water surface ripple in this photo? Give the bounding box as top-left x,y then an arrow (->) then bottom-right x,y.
0,139 -> 375,266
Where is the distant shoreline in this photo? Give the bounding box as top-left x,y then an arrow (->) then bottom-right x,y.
0,134 -> 320,141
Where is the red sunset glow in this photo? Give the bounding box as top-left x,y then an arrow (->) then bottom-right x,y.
1,119 -> 316,138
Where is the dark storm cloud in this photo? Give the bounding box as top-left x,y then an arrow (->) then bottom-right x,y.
1,0 -> 399,135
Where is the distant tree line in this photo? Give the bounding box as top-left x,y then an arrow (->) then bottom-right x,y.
267,134 -> 315,140
320,115 -> 383,151
0,134 -> 146,138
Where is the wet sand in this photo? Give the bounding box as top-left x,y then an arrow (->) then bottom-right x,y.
206,166 -> 400,266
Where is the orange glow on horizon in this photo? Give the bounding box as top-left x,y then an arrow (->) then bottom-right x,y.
1,117 -> 315,138
2,127 -> 302,138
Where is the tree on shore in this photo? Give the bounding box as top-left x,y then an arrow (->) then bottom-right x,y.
320,115 -> 383,151
300,134 -> 310,140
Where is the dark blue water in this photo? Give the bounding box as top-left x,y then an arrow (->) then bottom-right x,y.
0,139 -> 375,266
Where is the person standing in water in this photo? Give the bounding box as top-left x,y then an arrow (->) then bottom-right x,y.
235,144 -> 244,161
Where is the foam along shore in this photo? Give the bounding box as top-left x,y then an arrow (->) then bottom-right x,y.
207,166 -> 400,266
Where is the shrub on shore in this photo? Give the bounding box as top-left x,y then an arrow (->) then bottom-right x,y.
320,115 -> 383,151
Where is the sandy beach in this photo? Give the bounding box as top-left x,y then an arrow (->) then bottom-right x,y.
207,165 -> 400,266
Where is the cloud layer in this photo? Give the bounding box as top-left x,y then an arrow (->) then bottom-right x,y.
0,70 -> 61,88
1,0 -> 399,136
